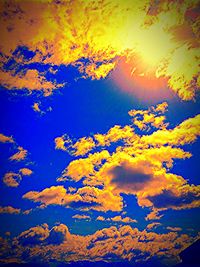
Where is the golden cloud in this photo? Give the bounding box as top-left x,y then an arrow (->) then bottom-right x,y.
0,133 -> 14,143
3,172 -> 22,187
3,168 -> 32,187
54,103 -> 200,216
146,222 -> 162,230
9,146 -> 27,161
19,168 -> 33,176
0,206 -> 20,214
0,223 -> 198,265
23,185 -> 123,212
97,215 -> 137,224
72,214 -> 91,220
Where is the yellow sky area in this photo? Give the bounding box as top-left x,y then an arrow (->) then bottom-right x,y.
0,0 -> 199,99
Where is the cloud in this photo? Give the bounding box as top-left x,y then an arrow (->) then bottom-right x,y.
0,206 -> 20,214
147,188 -> 200,210
32,102 -> 41,113
3,168 -> 32,187
55,103 -> 200,216
59,150 -> 110,184
9,146 -> 27,161
128,102 -> 168,130
1,223 -> 198,265
0,133 -> 14,143
47,224 -> 71,245
96,216 -> 106,221
97,215 -> 137,224
146,222 -> 162,230
17,223 -> 50,246
19,168 -> 33,176
3,172 -> 22,187
0,69 -> 61,96
108,162 -> 153,193
23,185 -> 123,212
0,1 -> 199,99
145,209 -> 163,221
167,227 -> 182,232
55,135 -> 72,152
72,214 -> 91,220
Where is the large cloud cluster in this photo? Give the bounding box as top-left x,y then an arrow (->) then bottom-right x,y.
0,223 -> 198,265
24,102 -> 200,216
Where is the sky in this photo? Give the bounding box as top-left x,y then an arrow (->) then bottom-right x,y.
0,0 -> 200,266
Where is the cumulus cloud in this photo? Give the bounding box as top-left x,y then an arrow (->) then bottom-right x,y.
3,172 -> 22,187
0,223 -> 198,265
145,209 -> 163,221
97,215 -> 137,224
0,0 -> 199,99
3,168 -> 32,187
54,103 -> 200,217
32,102 -> 41,113
0,206 -> 20,214
72,214 -> 91,220
9,146 -> 27,161
146,222 -> 162,230
0,69 -> 61,96
19,168 -> 33,176
167,227 -> 182,232
0,133 -> 14,143
23,185 -> 123,212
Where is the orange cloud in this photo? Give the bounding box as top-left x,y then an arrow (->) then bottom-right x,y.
110,216 -> 137,224
3,168 -> 32,187
0,223 -> 197,265
96,216 -> 106,221
9,146 -> 27,161
19,168 -> 33,176
145,209 -> 163,221
32,102 -> 41,113
55,135 -> 72,152
128,102 -> 169,130
96,215 -> 137,224
72,214 -> 91,220
167,227 -> 182,232
0,206 -> 20,214
55,103 -> 200,217
23,185 -> 123,212
59,150 -> 110,184
0,69 -> 60,96
3,172 -> 22,187
0,133 -> 14,143
146,222 -> 162,230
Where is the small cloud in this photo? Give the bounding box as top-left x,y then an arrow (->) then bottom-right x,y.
19,168 -> 33,176
32,102 -> 41,113
9,146 -> 27,161
0,133 -> 14,143
3,168 -> 33,187
145,209 -> 163,221
110,215 -> 137,224
96,216 -> 106,221
166,226 -> 182,232
0,206 -> 21,214
96,215 -> 137,224
72,214 -> 91,220
146,222 -> 162,230
3,172 -> 22,187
